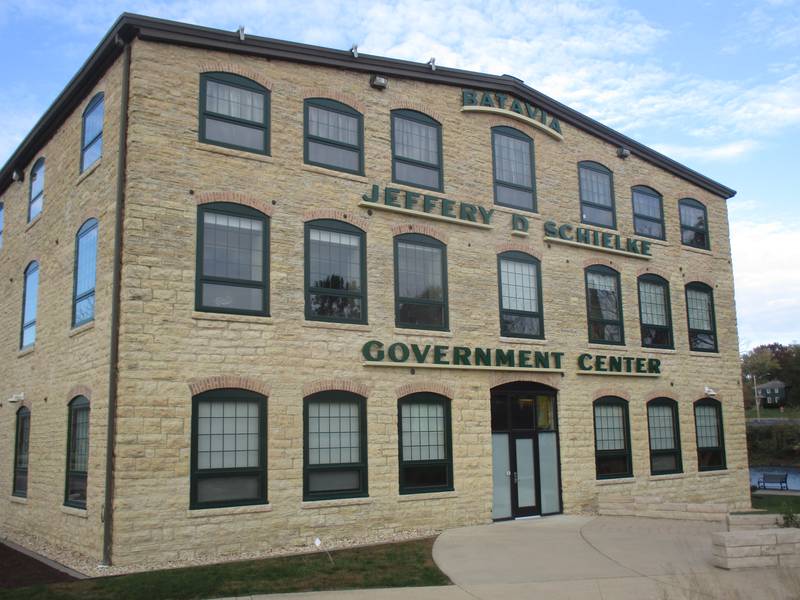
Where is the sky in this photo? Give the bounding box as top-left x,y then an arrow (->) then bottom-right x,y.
0,0 -> 798,352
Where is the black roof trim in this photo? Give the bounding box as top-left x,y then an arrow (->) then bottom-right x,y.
0,13 -> 736,199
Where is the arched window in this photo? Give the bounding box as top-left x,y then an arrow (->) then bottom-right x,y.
578,161 -> 615,229
199,72 -> 270,154
304,98 -> 363,174
65,396 -> 90,508
196,202 -> 269,316
305,219 -> 366,324
191,388 -> 267,509
638,274 -> 673,349
29,157 -> 45,222
73,219 -> 98,327
647,398 -> 682,475
593,396 -> 632,479
694,399 -> 725,471
585,264 -> 623,344
492,126 -> 536,212
21,261 -> 39,349
631,185 -> 663,239
394,233 -> 448,330
303,391 -> 367,500
497,251 -> 543,339
81,93 -> 104,172
679,198 -> 709,249
13,406 -> 31,497
398,393 -> 453,494
391,109 -> 443,191
685,282 -> 717,352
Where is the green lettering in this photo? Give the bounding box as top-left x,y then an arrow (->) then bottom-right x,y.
578,353 -> 593,371
576,228 -> 591,244
602,232 -> 612,248
385,187 -> 401,207
626,239 -> 640,254
518,350 -> 532,368
635,358 -> 647,373
609,356 -> 622,372
595,355 -> 607,372
512,214 -> 529,232
510,99 -> 523,114
495,349 -> 515,367
534,352 -> 549,369
474,347 -> 492,366
423,195 -> 438,213
647,358 -> 661,374
550,117 -> 562,134
404,191 -> 420,210
411,344 -> 431,363
552,352 -> 564,369
453,346 -> 471,366
641,241 -> 652,256
624,357 -> 634,373
441,198 -> 456,218
480,92 -> 495,107
478,206 -> 495,224
544,220 -> 558,237
388,342 -> 409,362
495,93 -> 507,109
614,234 -> 622,250
362,340 -> 384,361
459,202 -> 477,221
433,345 -> 449,364
362,184 -> 379,203
558,224 -> 573,241
462,89 -> 478,106
525,103 -> 537,119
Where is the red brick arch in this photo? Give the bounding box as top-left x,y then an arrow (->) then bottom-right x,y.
302,379 -> 370,398
195,192 -> 274,217
68,385 -> 92,401
682,272 -> 716,288
490,373 -> 561,391
198,63 -> 273,90
590,387 -> 631,402
583,257 -> 618,270
496,242 -> 542,260
189,376 -> 271,397
390,223 -> 448,244
391,102 -> 444,124
303,208 -> 369,231
396,382 -> 455,400
302,88 -> 366,114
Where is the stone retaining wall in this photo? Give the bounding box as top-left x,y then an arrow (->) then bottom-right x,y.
727,512 -> 784,530
598,495 -> 728,521
712,529 -> 800,569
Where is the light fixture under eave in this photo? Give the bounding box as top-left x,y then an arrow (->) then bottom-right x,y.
11,169 -> 23,182
370,74 -> 388,90
617,146 -> 631,159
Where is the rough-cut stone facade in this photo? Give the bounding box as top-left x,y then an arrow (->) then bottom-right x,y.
0,31 -> 749,570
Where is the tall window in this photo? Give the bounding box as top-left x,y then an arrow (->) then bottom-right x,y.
199,72 -> 270,154
498,251 -> 543,339
391,109 -> 442,191
81,93 -> 104,172
304,98 -> 363,174
304,391 -> 367,501
398,393 -> 453,494
579,161 -> 615,228
65,397 -> 90,508
679,198 -> 709,250
694,399 -> 725,471
647,398 -> 682,475
21,261 -> 39,349
29,158 -> 45,222
305,220 -> 366,324
13,407 -> 31,497
593,397 -> 632,479
73,219 -> 98,327
638,274 -> 673,349
685,282 -> 717,352
0,203 -> 4,249
191,389 -> 267,509
492,126 -> 536,211
585,265 -> 624,344
196,203 -> 269,316
631,186 -> 664,239
394,233 -> 448,330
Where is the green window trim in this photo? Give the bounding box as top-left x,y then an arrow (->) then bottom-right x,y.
72,218 -> 98,328
390,109 -> 444,192
303,98 -> 364,175
497,251 -> 544,340
637,274 -> 673,349
20,260 -> 39,350
64,396 -> 90,509
199,72 -> 270,155
398,393 -> 454,495
593,396 -> 633,480
679,198 -> 710,250
195,202 -> 270,317
80,93 -> 104,173
13,406 -> 31,498
694,398 -> 726,471
394,233 -> 449,331
585,264 -> 625,346
578,161 -> 616,230
28,157 -> 45,223
491,126 -> 537,213
631,185 -> 665,240
646,398 -> 682,476
190,388 -> 268,510
685,282 -> 718,353
303,391 -> 368,501
304,219 -> 367,325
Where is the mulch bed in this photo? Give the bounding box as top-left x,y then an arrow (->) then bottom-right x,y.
0,543 -> 76,589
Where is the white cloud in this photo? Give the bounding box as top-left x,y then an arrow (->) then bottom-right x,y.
652,140 -> 760,162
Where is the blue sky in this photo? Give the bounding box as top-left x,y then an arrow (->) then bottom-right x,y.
1,0 -> 798,351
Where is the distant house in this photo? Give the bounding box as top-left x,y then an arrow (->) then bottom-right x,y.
755,380 -> 788,408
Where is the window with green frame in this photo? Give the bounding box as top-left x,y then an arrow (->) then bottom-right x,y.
647,398 -> 682,475
65,396 -> 90,508
391,109 -> 443,191
196,202 -> 269,316
593,396 -> 632,479
638,274 -> 673,349
398,393 -> 453,494
394,233 -> 448,331
492,126 -> 536,212
199,72 -> 270,155
305,219 -> 366,324
81,93 -> 103,173
497,251 -> 544,339
679,198 -> 709,250
13,406 -> 30,498
578,161 -> 615,229
20,261 -> 39,349
585,264 -> 624,345
29,158 -> 45,222
73,219 -> 98,328
304,98 -> 363,174
685,282 -> 717,352
191,389 -> 267,509
631,186 -> 664,240
304,391 -> 368,501
694,398 -> 725,471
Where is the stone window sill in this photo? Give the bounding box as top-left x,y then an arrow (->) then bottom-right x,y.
187,503 -> 273,518
302,320 -> 371,333
61,505 -> 88,518
587,343 -> 629,351
698,469 -> 729,478
194,141 -> 274,164
689,351 -> 721,358
76,160 -> 102,186
10,495 -> 28,504
640,347 -> 676,355
393,328 -> 453,339
499,337 -> 548,346
596,477 -> 637,486
18,346 -> 35,358
649,473 -> 686,481
681,245 -> 714,257
69,321 -> 95,338
191,311 -> 274,325
301,497 -> 372,510
25,214 -> 43,233
301,164 -> 368,183
398,491 -> 458,502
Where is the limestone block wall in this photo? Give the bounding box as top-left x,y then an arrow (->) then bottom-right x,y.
713,529 -> 800,569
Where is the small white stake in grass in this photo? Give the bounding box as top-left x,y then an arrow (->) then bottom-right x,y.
315,537 -> 334,564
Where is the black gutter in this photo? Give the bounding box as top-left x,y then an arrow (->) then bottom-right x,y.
0,13 -> 735,199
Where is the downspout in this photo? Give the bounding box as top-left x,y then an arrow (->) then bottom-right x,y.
102,34 -> 131,567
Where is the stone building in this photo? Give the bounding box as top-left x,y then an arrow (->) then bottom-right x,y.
0,14 -> 749,569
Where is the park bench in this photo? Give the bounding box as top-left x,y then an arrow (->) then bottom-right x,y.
757,472 -> 789,490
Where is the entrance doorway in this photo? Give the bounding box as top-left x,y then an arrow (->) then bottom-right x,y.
490,383 -> 561,519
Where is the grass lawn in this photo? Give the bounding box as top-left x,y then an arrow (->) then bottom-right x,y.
746,406 -> 800,419
6,537 -> 450,600
751,493 -> 800,514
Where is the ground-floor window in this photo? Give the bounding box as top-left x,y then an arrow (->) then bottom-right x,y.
694,398 -> 726,471
65,396 -> 90,508
647,398 -> 682,475
398,393 -> 453,494
13,406 -> 30,497
593,397 -> 632,479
